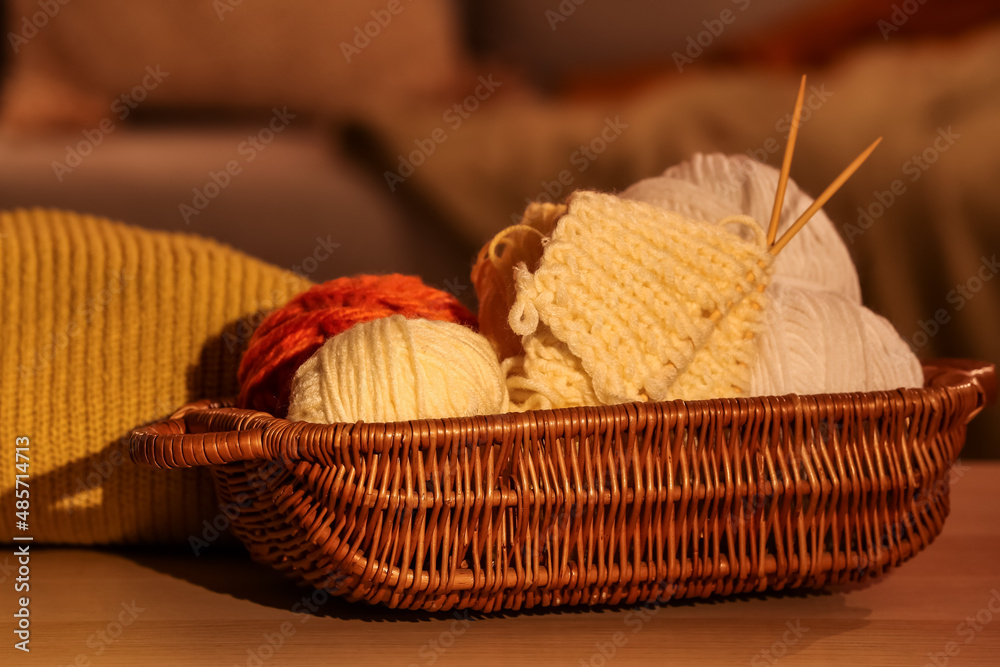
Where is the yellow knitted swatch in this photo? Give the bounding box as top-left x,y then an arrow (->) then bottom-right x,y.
506,191 -> 773,408
0,209 -> 312,544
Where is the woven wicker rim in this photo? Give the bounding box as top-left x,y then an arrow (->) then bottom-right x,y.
132,359 -> 994,469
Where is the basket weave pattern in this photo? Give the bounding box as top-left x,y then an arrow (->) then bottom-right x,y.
131,359 -> 994,611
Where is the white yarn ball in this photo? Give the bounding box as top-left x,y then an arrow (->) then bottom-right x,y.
750,279 -> 924,396
287,315 -> 509,423
622,152 -> 862,302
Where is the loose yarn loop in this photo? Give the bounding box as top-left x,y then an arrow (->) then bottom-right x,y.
287,315 -> 509,424
507,191 -> 773,407
471,201 -> 566,360
238,274 -> 476,416
623,152 -> 862,301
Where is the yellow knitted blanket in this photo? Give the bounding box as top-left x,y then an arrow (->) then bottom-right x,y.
506,191 -> 773,408
0,210 -> 311,544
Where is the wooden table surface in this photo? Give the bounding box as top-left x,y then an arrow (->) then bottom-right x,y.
4,461 -> 999,666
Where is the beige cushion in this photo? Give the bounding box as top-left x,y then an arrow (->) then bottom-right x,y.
2,0 -> 465,130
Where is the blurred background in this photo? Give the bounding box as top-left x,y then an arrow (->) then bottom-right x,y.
0,0 -> 997,455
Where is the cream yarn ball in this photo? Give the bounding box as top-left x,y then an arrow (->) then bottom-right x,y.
287,315 -> 509,423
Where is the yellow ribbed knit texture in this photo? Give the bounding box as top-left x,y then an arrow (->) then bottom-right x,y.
0,209 -> 312,544
506,191 -> 773,408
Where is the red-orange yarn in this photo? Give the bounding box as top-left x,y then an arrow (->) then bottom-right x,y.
237,274 -> 476,416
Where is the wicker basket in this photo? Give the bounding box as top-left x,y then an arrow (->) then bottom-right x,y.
130,358 -> 994,612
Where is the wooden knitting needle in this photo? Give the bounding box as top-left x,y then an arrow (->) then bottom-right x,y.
767,74 -> 807,246
770,136 -> 883,255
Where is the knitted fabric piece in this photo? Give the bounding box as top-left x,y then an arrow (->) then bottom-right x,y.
503,324 -> 598,410
507,191 -> 773,406
0,209 -> 312,544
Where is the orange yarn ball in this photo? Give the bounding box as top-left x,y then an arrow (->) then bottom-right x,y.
237,274 -> 476,416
